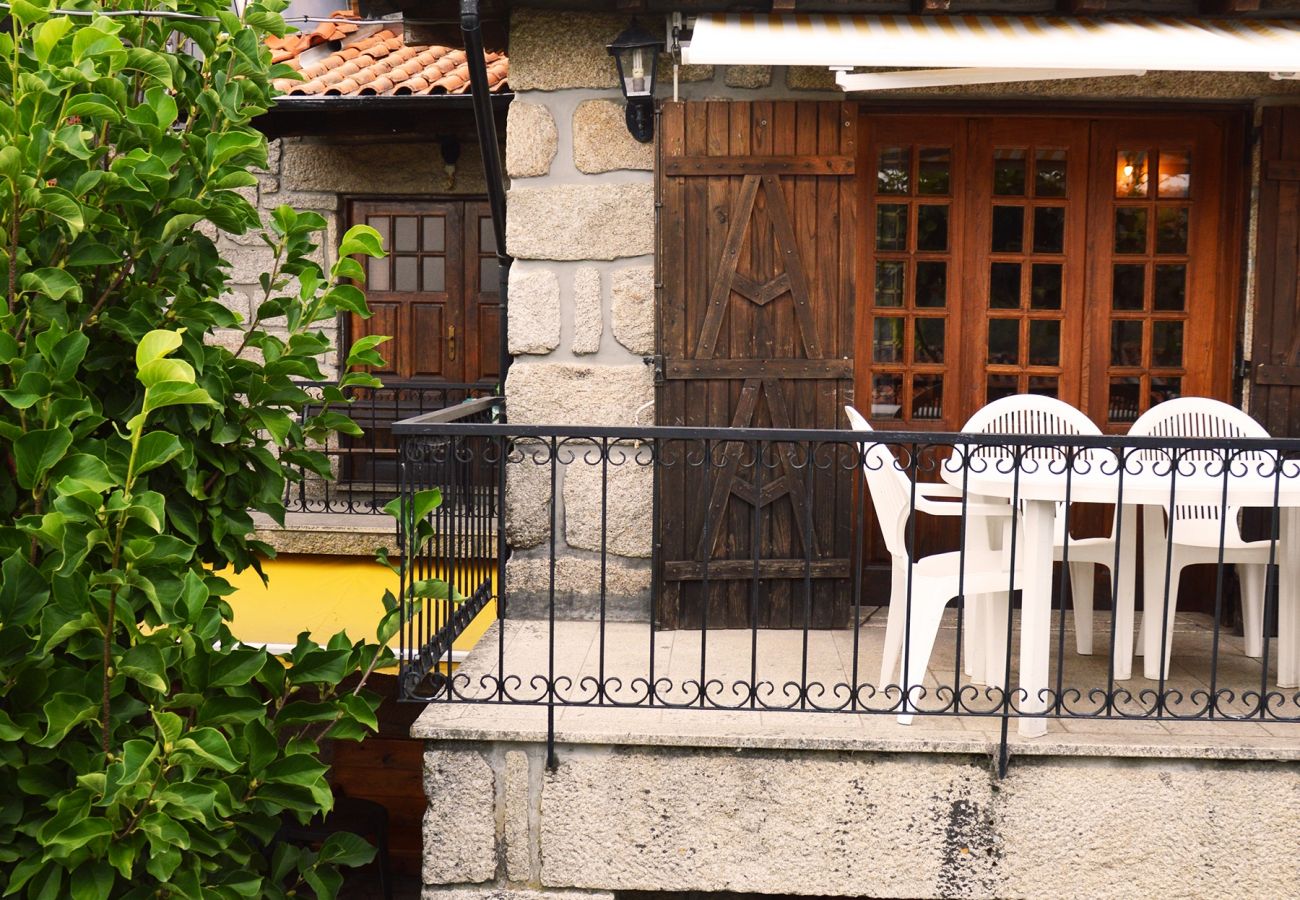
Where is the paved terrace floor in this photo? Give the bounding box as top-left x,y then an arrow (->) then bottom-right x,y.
413,610 -> 1300,761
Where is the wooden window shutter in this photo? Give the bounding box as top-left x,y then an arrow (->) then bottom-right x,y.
1251,106 -> 1300,435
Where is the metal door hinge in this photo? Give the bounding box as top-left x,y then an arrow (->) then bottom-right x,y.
1236,357 -> 1252,381
644,354 -> 665,385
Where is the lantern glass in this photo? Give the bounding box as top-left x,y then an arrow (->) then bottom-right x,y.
606,19 -> 664,144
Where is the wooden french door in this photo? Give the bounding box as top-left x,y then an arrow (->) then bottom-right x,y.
858,112 -> 1241,434
344,199 -> 500,482
656,101 -> 858,629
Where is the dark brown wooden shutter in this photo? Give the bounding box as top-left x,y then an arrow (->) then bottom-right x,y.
1251,107 -> 1300,435
656,101 -> 857,629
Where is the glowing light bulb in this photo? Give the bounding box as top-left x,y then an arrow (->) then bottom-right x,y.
631,48 -> 645,93
1123,164 -> 1134,177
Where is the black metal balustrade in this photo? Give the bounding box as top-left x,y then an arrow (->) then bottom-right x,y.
393,412 -> 1300,772
283,380 -> 496,514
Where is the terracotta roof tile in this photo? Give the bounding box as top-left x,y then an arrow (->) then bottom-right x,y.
270,13 -> 508,97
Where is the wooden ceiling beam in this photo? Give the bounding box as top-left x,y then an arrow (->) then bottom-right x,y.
1199,0 -> 1262,12
914,0 -> 952,12
1061,0 -> 1110,13
772,0 -> 796,10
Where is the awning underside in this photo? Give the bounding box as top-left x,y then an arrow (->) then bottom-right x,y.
680,13 -> 1300,86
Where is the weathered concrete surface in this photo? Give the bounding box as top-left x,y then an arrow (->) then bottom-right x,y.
562,454 -> 652,558
421,750 -> 497,885
422,889 -> 613,900
725,64 -> 773,89
503,556 -> 650,621
572,100 -> 655,174
506,101 -> 558,178
571,267 -> 602,355
506,185 -> 654,261
504,363 -> 653,428
508,10 -> 624,91
278,137 -> 490,195
610,266 -> 654,355
508,268 -> 561,355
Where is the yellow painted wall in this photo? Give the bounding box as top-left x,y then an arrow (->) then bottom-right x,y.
223,555 -> 496,656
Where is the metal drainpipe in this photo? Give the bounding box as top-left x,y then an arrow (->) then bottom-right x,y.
460,0 -> 512,404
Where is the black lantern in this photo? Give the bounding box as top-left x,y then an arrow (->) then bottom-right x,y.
606,19 -> 665,143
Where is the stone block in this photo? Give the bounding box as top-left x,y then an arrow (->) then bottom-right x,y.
223,242 -> 278,286
507,101 -> 558,178
215,290 -> 252,324
610,266 -> 654,356
505,363 -> 652,427
506,185 -> 654,261
504,555 -> 650,621
421,750 -> 497,885
504,751 -> 533,883
508,10 -> 623,91
422,890 -> 614,900
280,140 -> 490,197
724,65 -> 772,89
508,268 -> 561,355
538,750 -> 996,896
505,449 -> 553,550
571,267 -> 602,355
786,66 -> 838,91
563,449 -> 653,558
572,100 -> 654,174
660,61 -> 714,84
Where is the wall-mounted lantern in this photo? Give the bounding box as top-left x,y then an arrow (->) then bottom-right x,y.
606,19 -> 665,144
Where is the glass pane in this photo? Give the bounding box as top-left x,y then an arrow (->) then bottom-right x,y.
913,318 -> 945,364
1028,320 -> 1060,366
988,319 -> 1019,366
1028,376 -> 1058,398
1158,150 -> 1191,198
367,216 -> 391,253
987,374 -> 1018,405
480,218 -> 497,253
917,148 -> 950,195
1152,321 -> 1184,368
912,376 -> 943,420
1153,265 -> 1186,311
873,317 -> 904,363
1030,263 -> 1062,310
394,256 -> 418,292
1116,150 -> 1149,198
877,147 -> 910,194
1109,378 -> 1141,423
914,262 -> 946,308
875,261 -> 905,307
1156,207 -> 1189,255
871,374 -> 903,418
1033,207 -> 1065,254
876,204 -> 908,252
1111,321 -> 1143,367
1112,264 -> 1146,311
989,262 -> 1021,309
1114,208 -> 1148,255
1035,150 -> 1067,198
394,216 -> 418,253
992,206 -> 1024,253
367,257 -> 389,292
422,256 -> 445,292
916,205 -> 948,252
1151,376 -> 1182,407
422,216 -> 445,252
480,256 -> 498,292
994,149 -> 1027,196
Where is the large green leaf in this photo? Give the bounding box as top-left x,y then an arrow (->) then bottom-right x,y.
14,426 -> 73,489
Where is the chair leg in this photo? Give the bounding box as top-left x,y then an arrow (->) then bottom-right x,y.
879,560 -> 909,688
963,594 -> 985,681
897,600 -> 947,725
1239,564 -> 1267,659
980,592 -> 1011,689
1144,558 -> 1183,682
1069,562 -> 1095,655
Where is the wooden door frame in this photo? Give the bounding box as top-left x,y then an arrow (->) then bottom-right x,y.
853,104 -> 1249,431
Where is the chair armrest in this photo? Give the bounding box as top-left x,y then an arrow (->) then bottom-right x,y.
913,485 -> 1014,518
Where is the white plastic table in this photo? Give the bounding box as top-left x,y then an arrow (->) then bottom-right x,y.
941,454 -> 1300,737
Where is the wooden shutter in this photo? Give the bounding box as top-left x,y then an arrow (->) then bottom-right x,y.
1251,107 -> 1300,435
656,101 -> 857,629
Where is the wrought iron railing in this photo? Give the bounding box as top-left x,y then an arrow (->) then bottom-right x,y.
283,380 -> 495,514
393,414 -> 1300,772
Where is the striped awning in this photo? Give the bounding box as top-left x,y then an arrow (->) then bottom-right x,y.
680,14 -> 1300,75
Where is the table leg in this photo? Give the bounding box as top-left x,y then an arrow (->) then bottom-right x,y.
1111,504 -> 1138,681
1017,500 -> 1055,738
1279,508 -> 1300,689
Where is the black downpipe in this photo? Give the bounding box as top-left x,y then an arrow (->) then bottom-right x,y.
460,0 -> 512,398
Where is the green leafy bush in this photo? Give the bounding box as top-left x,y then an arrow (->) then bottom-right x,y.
0,1 -> 408,896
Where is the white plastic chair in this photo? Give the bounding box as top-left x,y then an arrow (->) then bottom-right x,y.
1128,397 -> 1273,681
953,394 -> 1127,683
845,406 -> 1019,723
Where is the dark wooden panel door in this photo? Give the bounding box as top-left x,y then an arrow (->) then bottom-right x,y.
465,202 -> 502,385
1252,106 -> 1300,436
657,100 -> 858,629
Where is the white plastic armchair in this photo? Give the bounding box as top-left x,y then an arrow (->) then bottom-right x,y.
953,394 -> 1125,682
844,406 -> 1019,723
1128,397 -> 1274,680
